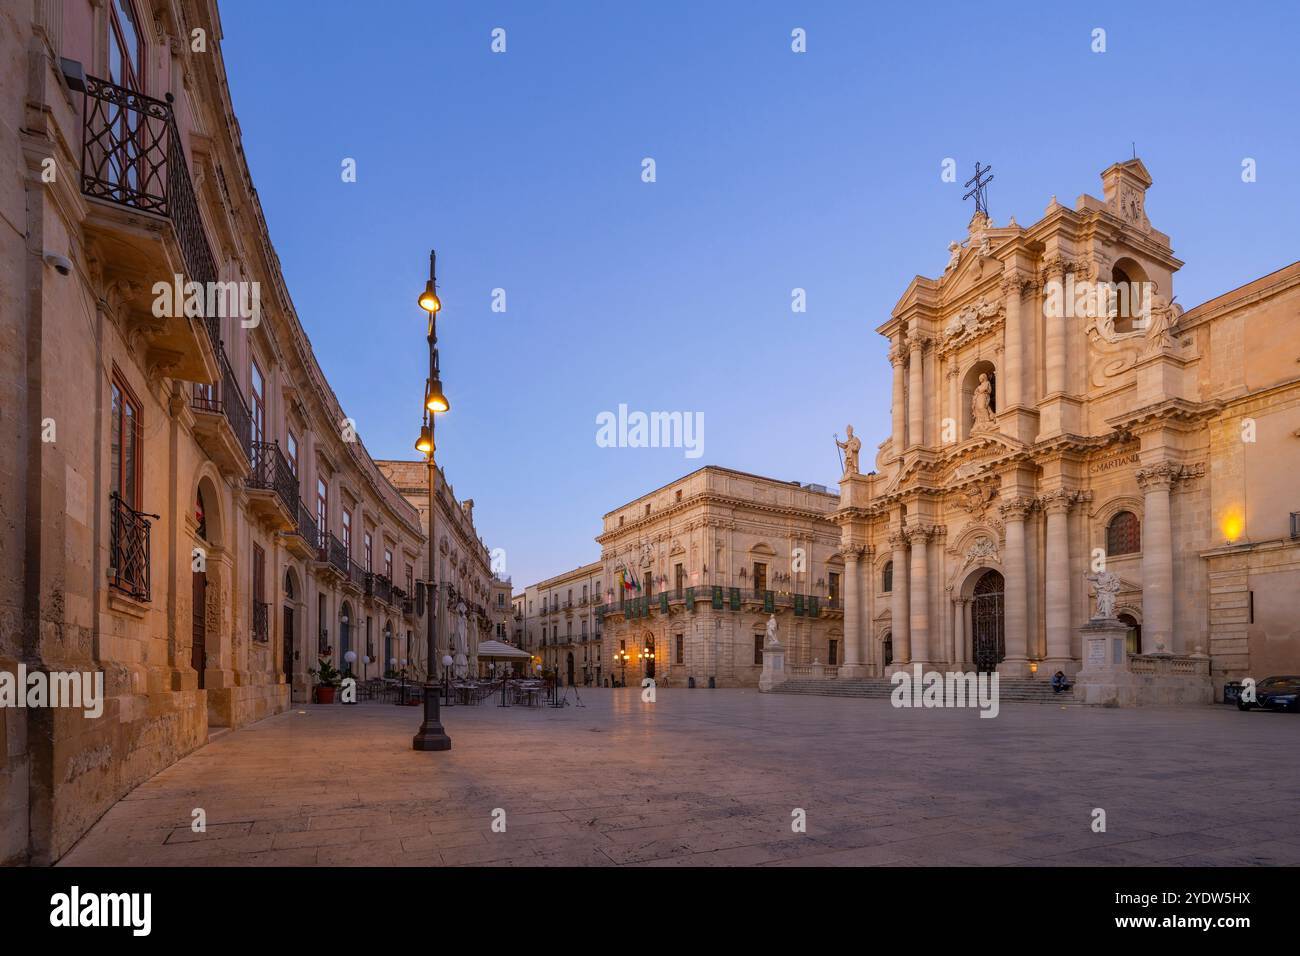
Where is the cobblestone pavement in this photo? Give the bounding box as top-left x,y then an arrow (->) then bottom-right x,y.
59,688 -> 1300,866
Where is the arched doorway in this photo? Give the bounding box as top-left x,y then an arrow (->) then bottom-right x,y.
192,483 -> 212,690
881,631 -> 893,668
339,601 -> 354,676
566,651 -> 575,686
644,636 -> 656,680
971,569 -> 1005,673
1119,612 -> 1142,655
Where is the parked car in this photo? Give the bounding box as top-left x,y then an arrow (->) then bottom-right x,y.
1237,676 -> 1300,712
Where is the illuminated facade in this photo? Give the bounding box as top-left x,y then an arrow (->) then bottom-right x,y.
834,161 -> 1300,694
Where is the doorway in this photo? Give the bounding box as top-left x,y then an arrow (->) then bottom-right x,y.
971,569 -> 1005,673
191,570 -> 207,689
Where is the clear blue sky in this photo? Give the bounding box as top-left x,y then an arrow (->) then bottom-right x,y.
220,0 -> 1300,590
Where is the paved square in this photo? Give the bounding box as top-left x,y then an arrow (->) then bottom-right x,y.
59,689 -> 1300,866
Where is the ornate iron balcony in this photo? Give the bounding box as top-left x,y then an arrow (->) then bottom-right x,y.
294,498 -> 318,546
246,440 -> 297,516
81,75 -> 219,350
320,531 -> 349,575
191,344 -> 252,460
108,492 -> 155,602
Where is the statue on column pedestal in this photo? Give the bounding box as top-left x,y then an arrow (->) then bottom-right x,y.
835,425 -> 861,477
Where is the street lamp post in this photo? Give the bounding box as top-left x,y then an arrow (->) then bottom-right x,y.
413,249 -> 452,752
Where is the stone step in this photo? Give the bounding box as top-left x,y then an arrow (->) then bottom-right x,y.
772,678 -> 1080,705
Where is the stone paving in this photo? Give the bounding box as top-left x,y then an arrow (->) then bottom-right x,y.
59,688 -> 1300,866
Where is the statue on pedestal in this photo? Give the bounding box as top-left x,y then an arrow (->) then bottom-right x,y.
765,613 -> 780,647
835,425 -> 861,476
1085,571 -> 1121,620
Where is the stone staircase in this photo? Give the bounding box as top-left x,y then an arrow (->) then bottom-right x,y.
771,677 -> 1081,706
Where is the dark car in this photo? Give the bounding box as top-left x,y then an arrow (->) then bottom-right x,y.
1237,676 -> 1300,712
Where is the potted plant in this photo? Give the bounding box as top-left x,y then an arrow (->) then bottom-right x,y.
308,658 -> 342,704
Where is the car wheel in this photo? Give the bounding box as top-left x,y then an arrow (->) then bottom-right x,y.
1236,700 -> 1251,711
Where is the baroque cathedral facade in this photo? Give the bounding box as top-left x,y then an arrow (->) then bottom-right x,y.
834,160 -> 1300,693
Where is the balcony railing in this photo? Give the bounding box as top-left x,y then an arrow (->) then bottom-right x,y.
350,559 -> 368,592
109,492 -> 155,602
374,574 -> 393,606
190,344 -> 252,460
246,440 -> 297,516
294,498 -> 318,547
80,75 -> 219,349
252,600 -> 269,643
319,531 -> 349,575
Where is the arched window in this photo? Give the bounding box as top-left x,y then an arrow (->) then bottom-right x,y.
1107,511 -> 1141,556
283,571 -> 294,600
882,561 -> 893,593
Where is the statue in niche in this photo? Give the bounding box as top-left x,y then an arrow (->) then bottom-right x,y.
971,373 -> 996,431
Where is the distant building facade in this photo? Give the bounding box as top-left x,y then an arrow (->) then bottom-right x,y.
375,461 -> 496,679
597,468 -> 843,688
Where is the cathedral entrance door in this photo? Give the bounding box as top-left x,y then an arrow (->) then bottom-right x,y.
971,569 -> 1005,673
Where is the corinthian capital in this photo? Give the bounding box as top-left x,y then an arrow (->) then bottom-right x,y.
1000,271 -> 1034,297
998,496 -> 1035,521
1136,462 -> 1181,491
1041,253 -> 1080,281
887,530 -> 909,551
888,343 -> 908,367
906,329 -> 931,353
1038,488 -> 1077,515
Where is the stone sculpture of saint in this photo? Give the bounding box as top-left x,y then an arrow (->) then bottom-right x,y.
945,241 -> 961,272
971,373 -> 995,430
1085,571 -> 1121,620
765,613 -> 780,647
836,425 -> 861,476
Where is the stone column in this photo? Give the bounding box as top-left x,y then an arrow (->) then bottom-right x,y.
889,530 -> 910,666
1000,273 -> 1026,410
998,497 -> 1033,675
906,330 -> 927,449
1042,489 -> 1075,671
1137,463 -> 1179,655
860,546 -> 874,673
908,526 -> 931,666
946,361 -> 960,445
890,338 -> 906,456
841,546 -> 862,676
953,599 -> 968,669
1042,256 -> 1071,398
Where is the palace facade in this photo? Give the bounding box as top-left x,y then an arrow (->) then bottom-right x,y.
833,160 -> 1300,692
596,467 -> 843,688
0,0 -> 477,864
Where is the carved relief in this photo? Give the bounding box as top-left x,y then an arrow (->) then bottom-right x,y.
961,536 -> 999,570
